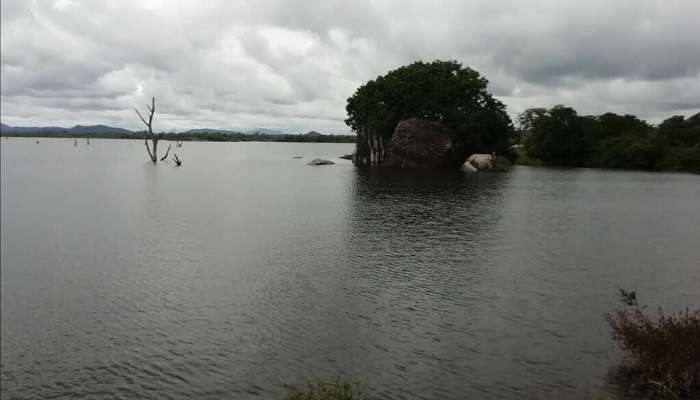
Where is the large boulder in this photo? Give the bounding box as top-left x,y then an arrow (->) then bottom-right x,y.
466,153 -> 494,170
382,118 -> 466,168
464,153 -> 512,172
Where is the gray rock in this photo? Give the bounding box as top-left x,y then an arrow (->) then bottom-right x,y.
307,158 -> 335,166
461,161 -> 478,172
466,154 -> 494,170
465,153 -> 511,172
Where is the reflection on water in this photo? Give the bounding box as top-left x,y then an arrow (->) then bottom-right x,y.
1,138 -> 699,399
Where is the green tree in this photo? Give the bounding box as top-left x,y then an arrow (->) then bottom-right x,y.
524,105 -> 589,166
345,60 -> 513,165
656,113 -> 700,171
517,104 -> 699,171
517,107 -> 548,132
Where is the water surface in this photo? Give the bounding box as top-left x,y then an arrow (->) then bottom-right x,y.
2,138 -> 699,399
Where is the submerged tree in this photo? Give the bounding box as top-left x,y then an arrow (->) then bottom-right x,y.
345,60 -> 513,166
135,97 -> 171,163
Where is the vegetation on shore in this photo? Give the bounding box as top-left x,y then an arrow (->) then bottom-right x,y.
343,59 -> 699,172
162,130 -> 356,143
516,106 -> 700,172
605,288 -> 700,399
0,126 -> 356,143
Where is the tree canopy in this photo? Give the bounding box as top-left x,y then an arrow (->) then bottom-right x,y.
345,60 -> 513,155
520,106 -> 700,171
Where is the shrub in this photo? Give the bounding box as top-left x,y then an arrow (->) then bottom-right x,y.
605,288 -> 700,399
283,377 -> 368,400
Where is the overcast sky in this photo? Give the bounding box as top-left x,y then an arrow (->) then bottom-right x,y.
1,0 -> 699,133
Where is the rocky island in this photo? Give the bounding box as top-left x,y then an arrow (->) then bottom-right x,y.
345,60 -> 514,169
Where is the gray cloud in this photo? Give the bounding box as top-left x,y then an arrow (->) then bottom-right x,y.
1,0 -> 699,133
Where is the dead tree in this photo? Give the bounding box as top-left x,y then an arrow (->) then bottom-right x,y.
173,154 -> 182,166
135,97 -> 164,163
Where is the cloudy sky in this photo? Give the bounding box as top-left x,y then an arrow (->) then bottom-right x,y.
1,0 -> 699,133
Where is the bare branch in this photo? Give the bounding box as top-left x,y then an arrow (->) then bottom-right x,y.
147,97 -> 155,128
173,154 -> 181,166
160,144 -> 172,161
136,96 -> 159,162
135,108 -> 149,128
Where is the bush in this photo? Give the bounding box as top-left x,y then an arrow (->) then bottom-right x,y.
605,288 -> 700,399
284,377 -> 368,400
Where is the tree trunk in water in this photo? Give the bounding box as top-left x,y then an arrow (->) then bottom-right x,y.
353,126 -> 387,166
152,139 -> 158,163
352,126 -> 367,165
136,97 -> 164,163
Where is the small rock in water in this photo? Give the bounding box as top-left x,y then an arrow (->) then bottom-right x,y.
306,158 -> 334,166
293,156 -> 303,159
339,154 -> 353,160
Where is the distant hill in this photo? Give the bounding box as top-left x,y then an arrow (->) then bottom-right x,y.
0,123 -> 132,136
70,124 -> 132,135
185,128 -> 243,135
185,127 -> 288,135
245,128 -> 286,135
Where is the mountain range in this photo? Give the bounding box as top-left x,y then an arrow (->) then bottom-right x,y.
0,123 -> 133,135
0,123 -> 287,136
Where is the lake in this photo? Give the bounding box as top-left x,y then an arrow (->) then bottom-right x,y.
1,138 -> 699,399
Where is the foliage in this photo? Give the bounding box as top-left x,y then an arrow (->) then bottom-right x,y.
524,105 -> 589,166
345,60 -> 514,155
519,107 -> 700,171
605,288 -> 700,399
512,146 -> 542,166
284,377 -> 368,400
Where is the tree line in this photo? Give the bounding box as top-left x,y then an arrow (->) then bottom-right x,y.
516,106 -> 700,172
1,129 -> 356,144
168,131 -> 356,143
